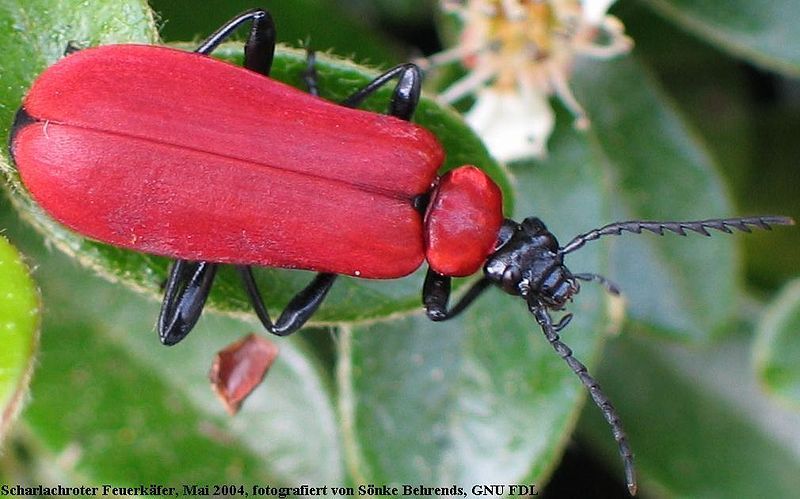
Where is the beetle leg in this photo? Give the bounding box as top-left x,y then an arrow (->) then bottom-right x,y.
237,266 -> 337,336
63,41 -> 83,56
158,260 -> 218,346
341,64 -> 422,121
423,268 -> 492,321
195,8 -> 276,77
303,48 -> 320,97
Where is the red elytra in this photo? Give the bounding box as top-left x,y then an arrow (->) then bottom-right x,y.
11,44 -> 503,278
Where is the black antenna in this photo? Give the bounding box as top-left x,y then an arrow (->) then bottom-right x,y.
560,216 -> 794,255
528,298 -> 637,496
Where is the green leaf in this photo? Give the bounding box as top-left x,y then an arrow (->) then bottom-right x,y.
0,205 -> 343,486
755,278 -> 800,407
0,4 -> 510,324
572,56 -> 746,342
580,333 -> 800,497
340,122 -> 614,489
0,236 -> 39,440
642,0 -> 800,75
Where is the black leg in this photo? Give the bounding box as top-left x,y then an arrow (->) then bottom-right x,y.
341,64 -> 422,120
527,299 -> 637,496
238,266 -> 337,337
158,260 -> 218,346
423,268 -> 493,321
303,48 -> 320,97
195,8 -> 276,77
63,41 -> 82,56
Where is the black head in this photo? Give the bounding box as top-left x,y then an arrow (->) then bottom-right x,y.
482,215 -> 796,310
483,217 -> 579,309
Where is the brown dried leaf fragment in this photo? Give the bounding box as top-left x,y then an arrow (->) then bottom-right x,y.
209,333 -> 279,415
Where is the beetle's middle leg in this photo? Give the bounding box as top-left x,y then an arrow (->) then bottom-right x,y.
237,266 -> 337,337
234,41 -> 336,338
302,47 -> 321,97
341,64 -> 422,121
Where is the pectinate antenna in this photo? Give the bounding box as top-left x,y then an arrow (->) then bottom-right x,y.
527,298 -> 637,496
559,216 -> 794,255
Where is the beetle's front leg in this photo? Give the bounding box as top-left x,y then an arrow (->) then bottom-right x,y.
195,8 -> 276,77
238,266 -> 337,336
423,268 -> 492,321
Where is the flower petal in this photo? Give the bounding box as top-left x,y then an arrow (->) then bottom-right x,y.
466,88 -> 555,161
581,0 -> 618,25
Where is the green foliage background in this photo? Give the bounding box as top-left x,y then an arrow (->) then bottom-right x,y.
0,0 -> 798,496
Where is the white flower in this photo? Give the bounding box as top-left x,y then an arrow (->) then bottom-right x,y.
582,0 -> 618,25
466,88 -> 554,161
421,0 -> 632,161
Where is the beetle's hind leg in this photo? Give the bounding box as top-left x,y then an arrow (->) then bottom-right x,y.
195,8 -> 276,77
158,260 -> 218,346
238,266 -> 337,337
341,64 -> 422,121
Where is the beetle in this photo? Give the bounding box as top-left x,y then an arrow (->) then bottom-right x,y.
8,9 -> 793,495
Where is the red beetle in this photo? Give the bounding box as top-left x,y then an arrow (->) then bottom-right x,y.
9,9 -> 793,495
